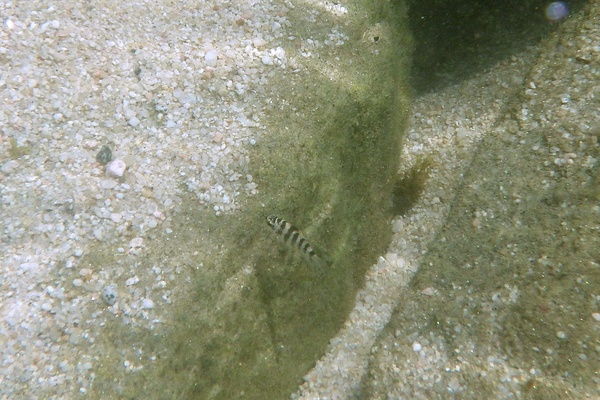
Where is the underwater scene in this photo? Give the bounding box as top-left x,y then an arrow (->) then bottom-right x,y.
0,0 -> 597,399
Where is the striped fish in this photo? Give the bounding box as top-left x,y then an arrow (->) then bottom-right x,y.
266,214 -> 327,268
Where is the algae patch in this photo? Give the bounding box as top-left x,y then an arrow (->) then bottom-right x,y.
392,154 -> 434,216
8,138 -> 31,159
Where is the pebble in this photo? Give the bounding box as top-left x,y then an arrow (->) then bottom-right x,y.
1,160 -> 19,174
96,145 -> 112,165
125,276 -> 139,286
106,159 -> 127,178
79,268 -> 93,277
128,117 -> 140,127
392,220 -> 404,233
110,213 -> 123,223
141,299 -> 155,309
129,237 -> 143,249
100,179 -> 117,189
261,55 -> 273,65
101,285 -> 118,305
93,228 -> 104,241
205,49 -> 218,67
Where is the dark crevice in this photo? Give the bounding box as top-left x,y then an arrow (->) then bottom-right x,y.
407,0 -> 590,95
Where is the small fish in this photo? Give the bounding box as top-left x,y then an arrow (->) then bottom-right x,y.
266,214 -> 327,268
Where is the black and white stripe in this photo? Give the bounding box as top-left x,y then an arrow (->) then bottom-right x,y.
266,214 -> 325,267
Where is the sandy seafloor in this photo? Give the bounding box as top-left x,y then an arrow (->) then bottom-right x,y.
1,0 -> 598,399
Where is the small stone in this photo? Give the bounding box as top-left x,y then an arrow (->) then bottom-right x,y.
1,160 -> 19,174
261,54 -> 273,65
205,49 -> 218,67
125,276 -> 139,286
448,376 -> 460,392
19,262 -> 38,273
129,237 -> 143,249
93,227 -> 104,241
96,145 -> 112,165
99,179 -> 117,189
556,330 -> 567,340
592,313 -> 600,322
141,298 -> 155,309
101,284 -> 118,305
106,159 -> 126,178
392,219 -> 404,233
58,361 -> 69,372
412,342 -> 422,352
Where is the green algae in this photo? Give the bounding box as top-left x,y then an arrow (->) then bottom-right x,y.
392,155 -> 434,216
8,138 -> 31,159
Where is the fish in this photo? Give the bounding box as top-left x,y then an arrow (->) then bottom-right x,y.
266,214 -> 327,268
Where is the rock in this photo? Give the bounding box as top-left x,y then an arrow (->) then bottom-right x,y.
205,49 -> 218,67
141,298 -> 154,309
101,284 -> 118,306
1,160 -> 19,174
96,145 -> 112,165
106,159 -> 126,178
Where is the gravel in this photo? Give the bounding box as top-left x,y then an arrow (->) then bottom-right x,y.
0,0 -> 349,397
